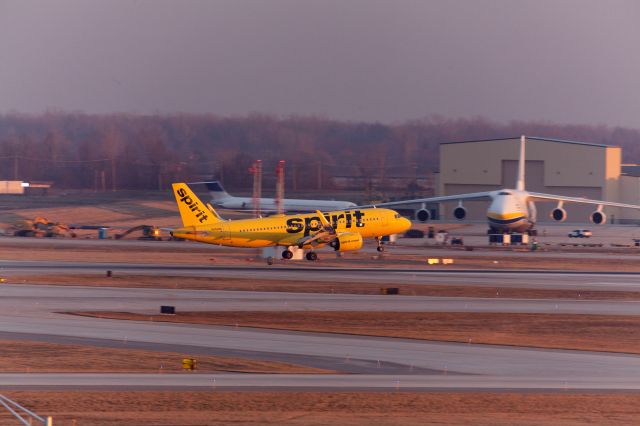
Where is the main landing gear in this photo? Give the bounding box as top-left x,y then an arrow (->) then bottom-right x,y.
375,236 -> 385,252
281,248 -> 318,261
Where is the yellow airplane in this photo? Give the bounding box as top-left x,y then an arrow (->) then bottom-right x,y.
170,183 -> 412,261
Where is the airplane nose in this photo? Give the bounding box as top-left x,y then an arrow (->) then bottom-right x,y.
402,217 -> 412,231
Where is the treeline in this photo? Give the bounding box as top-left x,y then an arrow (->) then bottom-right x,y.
0,112 -> 639,191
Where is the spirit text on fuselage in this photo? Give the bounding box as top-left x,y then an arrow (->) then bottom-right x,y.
286,211 -> 365,236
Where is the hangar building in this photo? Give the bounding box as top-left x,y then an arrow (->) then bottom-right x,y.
437,136 -> 640,224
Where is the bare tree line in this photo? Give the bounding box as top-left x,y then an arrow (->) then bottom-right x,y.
0,112 -> 639,191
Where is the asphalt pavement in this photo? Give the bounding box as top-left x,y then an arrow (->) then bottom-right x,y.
1,259 -> 640,391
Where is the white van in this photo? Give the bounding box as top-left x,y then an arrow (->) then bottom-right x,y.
568,229 -> 592,238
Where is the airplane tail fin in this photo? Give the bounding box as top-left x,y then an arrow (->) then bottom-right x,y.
205,181 -> 231,201
186,181 -> 232,202
172,183 -> 222,227
516,135 -> 526,191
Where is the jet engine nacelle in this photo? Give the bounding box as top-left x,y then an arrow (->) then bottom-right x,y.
453,206 -> 467,220
330,232 -> 363,252
550,207 -> 567,222
415,209 -> 431,222
590,210 -> 606,225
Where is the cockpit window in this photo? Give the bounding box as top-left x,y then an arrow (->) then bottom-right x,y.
394,214 -> 401,219
498,191 -> 511,195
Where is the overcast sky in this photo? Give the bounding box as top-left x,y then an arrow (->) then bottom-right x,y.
1,0 -> 639,127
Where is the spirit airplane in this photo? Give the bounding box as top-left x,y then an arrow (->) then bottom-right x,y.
171,183 -> 411,261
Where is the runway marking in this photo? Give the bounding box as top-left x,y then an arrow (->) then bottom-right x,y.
4,260 -> 640,276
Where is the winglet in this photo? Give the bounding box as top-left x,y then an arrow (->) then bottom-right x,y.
516,135 -> 526,191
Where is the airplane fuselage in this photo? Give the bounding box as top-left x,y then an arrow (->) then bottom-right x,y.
172,208 -> 411,248
213,196 -> 357,213
486,189 -> 536,233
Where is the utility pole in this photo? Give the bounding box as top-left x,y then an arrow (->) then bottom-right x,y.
13,155 -> 18,180
249,160 -> 262,218
111,158 -> 117,191
275,160 -> 285,214
292,163 -> 298,191
157,163 -> 164,191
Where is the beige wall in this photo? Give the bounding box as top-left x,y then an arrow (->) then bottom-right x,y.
620,175 -> 640,222
441,138 -> 609,188
438,138 -> 639,223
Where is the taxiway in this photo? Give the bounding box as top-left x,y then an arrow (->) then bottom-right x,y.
0,260 -> 640,390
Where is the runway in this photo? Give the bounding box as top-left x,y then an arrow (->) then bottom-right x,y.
3,373 -> 640,391
1,284 -> 640,316
4,260 -> 640,291
1,259 -> 640,391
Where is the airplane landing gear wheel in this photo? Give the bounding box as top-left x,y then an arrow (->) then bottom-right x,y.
376,245 -> 384,252
306,252 -> 318,261
266,256 -> 274,265
282,249 -> 293,260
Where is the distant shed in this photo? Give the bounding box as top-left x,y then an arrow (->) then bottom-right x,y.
0,181 -> 52,195
0,181 -> 25,194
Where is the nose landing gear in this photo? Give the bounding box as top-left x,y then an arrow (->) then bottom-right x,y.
375,236 -> 385,252
305,252 -> 318,261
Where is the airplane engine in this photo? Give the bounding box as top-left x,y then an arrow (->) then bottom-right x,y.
453,206 -> 467,220
550,207 -> 567,222
330,232 -> 363,252
415,209 -> 431,222
590,210 -> 606,225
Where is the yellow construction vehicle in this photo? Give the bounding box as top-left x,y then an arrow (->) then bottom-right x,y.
12,217 -> 76,238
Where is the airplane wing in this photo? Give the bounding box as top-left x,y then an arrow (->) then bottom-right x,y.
293,210 -> 337,247
359,191 -> 494,209
527,192 -> 640,210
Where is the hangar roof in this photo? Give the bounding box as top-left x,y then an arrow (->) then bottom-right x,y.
441,136 -> 612,148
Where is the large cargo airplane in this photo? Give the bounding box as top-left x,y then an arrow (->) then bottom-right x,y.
366,135 -> 640,234
170,183 -> 411,260
192,181 -> 357,213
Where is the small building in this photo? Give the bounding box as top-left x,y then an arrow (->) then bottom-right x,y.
0,181 -> 27,194
0,181 -> 52,196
